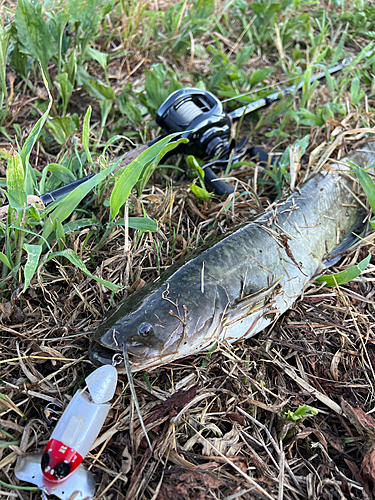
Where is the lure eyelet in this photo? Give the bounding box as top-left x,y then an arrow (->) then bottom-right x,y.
139,323 -> 154,338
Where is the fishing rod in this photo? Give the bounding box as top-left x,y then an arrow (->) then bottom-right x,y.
35,57 -> 352,203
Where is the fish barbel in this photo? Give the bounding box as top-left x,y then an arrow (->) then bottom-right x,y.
89,145 -> 373,372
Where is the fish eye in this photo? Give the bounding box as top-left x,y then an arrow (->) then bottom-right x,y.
55,461 -> 71,478
41,452 -> 50,470
139,323 -> 154,337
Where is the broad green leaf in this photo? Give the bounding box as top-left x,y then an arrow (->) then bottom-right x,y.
23,244 -> 42,292
65,49 -> 77,85
350,77 -> 365,105
195,0 -> 214,18
296,108 -> 325,127
6,151 -> 26,208
46,115 -> 79,145
76,67 -> 114,100
0,19 -> 11,102
189,184 -> 212,201
316,252 -> 371,287
279,134 -> 310,171
144,71 -> 169,110
136,138 -> 188,195
110,134 -> 186,219
0,189 -> 25,211
82,107 -> 93,165
236,45 -> 255,68
285,405 -> 318,422
41,156 -> 123,243
67,0 -> 107,30
187,155 -> 205,180
85,46 -> 109,71
44,249 -> 122,293
114,217 -> 157,232
14,0 -> 56,85
47,10 -> 70,74
85,79 -> 114,100
39,163 -> 76,194
63,218 -> 101,234
250,67 -> 274,86
9,42 -> 29,80
349,161 -> 375,214
99,100 -> 112,130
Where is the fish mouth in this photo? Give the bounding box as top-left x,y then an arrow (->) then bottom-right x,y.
88,340 -> 150,367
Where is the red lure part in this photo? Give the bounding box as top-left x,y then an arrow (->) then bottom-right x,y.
41,438 -> 83,482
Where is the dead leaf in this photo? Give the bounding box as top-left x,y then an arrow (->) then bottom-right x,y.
226,412 -> 245,425
330,350 -> 341,381
319,421 -> 345,452
155,467 -> 229,500
361,443 -> 375,498
341,400 -> 375,437
345,457 -> 372,498
289,427 -> 328,452
0,301 -> 24,324
121,444 -> 132,475
136,385 -> 197,439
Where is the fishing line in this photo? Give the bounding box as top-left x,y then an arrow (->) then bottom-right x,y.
122,343 -> 152,449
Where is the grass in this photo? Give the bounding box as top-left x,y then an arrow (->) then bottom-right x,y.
1,0 -> 375,498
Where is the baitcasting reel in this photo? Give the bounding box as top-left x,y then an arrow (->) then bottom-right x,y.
156,87 -> 232,158
155,87 -> 275,195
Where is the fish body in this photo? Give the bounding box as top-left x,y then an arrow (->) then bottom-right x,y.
89,145 -> 373,372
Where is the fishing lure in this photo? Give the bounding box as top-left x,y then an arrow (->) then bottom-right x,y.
15,365 -> 117,499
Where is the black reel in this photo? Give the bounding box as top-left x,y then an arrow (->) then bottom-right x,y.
156,88 -> 278,196
156,88 -> 231,158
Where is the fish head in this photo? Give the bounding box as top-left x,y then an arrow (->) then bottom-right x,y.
89,278 -> 226,370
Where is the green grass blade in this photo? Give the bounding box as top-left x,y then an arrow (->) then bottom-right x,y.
0,252 -> 13,270
316,252 -> 371,287
82,107 -> 93,165
110,134 -> 186,219
114,217 -> 157,232
40,157 -> 122,243
63,218 -> 101,234
8,225 -> 50,248
44,249 -> 122,293
0,19 -> 11,118
348,160 -> 375,214
39,163 -> 77,194
23,244 -> 42,292
19,69 -> 52,195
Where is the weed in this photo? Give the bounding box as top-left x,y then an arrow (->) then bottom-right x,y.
284,405 -> 318,422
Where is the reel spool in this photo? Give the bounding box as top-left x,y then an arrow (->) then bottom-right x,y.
156,88 -> 231,158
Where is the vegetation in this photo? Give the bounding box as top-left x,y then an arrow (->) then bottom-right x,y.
1,0 -> 375,498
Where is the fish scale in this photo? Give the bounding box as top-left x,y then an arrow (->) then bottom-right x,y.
89,144 -> 373,372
